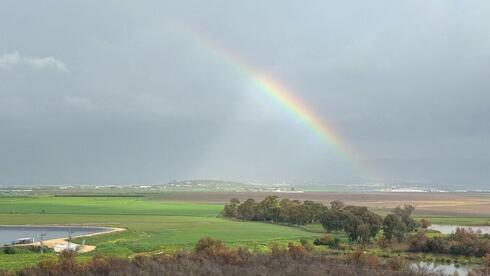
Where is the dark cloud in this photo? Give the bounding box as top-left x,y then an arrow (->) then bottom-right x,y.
0,1 -> 489,187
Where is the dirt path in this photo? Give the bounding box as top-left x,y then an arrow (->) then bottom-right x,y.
24,227 -> 126,253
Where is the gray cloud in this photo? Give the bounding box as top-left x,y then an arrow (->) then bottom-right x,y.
0,1 -> 489,188
0,52 -> 69,73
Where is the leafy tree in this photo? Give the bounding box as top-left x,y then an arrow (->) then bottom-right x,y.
237,198 -> 257,220
255,196 -> 280,221
221,198 -> 240,217
365,211 -> 383,239
280,200 -> 308,225
303,200 -> 326,223
383,214 -> 406,242
358,224 -> 371,244
392,205 -> 417,232
320,208 -> 344,232
230,198 -> 240,205
330,200 -> 345,210
343,210 -> 363,242
343,206 -> 382,243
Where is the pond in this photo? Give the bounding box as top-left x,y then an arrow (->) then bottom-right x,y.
429,224 -> 490,235
0,225 -> 112,245
411,261 -> 474,276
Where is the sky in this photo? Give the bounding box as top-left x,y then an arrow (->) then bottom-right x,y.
0,1 -> 489,188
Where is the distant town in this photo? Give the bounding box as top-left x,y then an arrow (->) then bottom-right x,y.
1,179 -> 488,195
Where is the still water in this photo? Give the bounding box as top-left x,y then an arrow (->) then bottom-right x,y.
0,225 -> 111,245
429,224 -> 490,235
414,224 -> 490,275
411,262 -> 473,276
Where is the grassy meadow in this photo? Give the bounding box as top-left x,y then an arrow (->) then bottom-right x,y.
0,196 -> 319,270
0,195 -> 488,271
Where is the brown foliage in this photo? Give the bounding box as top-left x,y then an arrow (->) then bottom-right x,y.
484,253 -> 490,267
287,242 -> 308,259
5,238 -> 440,276
377,235 -> 389,249
419,218 -> 431,228
387,257 -> 406,271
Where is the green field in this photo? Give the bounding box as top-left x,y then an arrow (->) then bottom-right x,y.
0,196 -> 319,270
0,196 -> 487,271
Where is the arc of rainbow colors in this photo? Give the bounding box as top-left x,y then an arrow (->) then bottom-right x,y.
176,24 -> 378,180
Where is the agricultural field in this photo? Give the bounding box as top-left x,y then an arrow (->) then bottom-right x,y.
0,193 -> 489,271
147,191 -> 490,218
0,196 -> 319,270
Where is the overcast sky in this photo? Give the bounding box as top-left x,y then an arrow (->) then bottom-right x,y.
0,1 -> 489,187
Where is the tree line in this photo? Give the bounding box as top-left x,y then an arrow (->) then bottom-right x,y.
222,196 -> 417,243
408,228 -> 490,257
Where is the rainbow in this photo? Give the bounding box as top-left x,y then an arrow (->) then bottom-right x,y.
176,24 -> 376,180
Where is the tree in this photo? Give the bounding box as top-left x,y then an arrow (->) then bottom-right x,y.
320,208 -> 344,232
392,205 -> 417,232
237,199 -> 257,220
343,206 -> 382,243
365,211 -> 383,239
383,214 -> 406,242
330,200 -> 345,211
221,198 -> 240,218
358,224 -> 371,244
278,200 -> 308,225
255,196 -> 280,221
303,200 -> 327,223
343,211 -> 362,242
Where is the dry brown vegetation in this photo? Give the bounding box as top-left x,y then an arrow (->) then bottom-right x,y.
151,192 -> 490,216
0,237 -> 464,276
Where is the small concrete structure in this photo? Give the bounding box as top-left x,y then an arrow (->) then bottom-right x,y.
54,242 -> 80,253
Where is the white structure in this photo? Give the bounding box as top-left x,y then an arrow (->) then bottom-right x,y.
15,237 -> 34,244
54,242 -> 80,253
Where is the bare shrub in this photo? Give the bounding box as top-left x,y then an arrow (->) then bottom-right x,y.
387,256 -> 406,271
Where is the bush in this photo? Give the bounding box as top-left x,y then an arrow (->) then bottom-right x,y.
362,254 -> 381,269
287,242 -> 307,259
8,239 -> 428,276
419,218 -> 431,229
407,232 -> 429,252
3,246 -> 16,254
314,234 -> 340,249
484,253 -> 490,267
346,246 -> 381,269
194,236 -> 225,254
387,257 -> 405,271
269,242 -> 284,256
377,235 -> 389,249
299,239 -> 314,251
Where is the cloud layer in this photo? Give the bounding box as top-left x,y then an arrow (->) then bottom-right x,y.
0,52 -> 69,73
0,1 -> 489,188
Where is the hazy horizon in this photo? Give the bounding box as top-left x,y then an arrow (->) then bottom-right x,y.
1,1 -> 489,188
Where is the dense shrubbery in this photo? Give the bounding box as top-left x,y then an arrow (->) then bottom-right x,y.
4,235 -> 490,275
318,201 -> 383,244
0,237 -> 442,276
222,196 -> 327,225
313,234 -> 341,249
223,197 -> 419,244
408,228 -> 490,257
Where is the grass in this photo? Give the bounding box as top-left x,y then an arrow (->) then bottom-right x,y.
0,196 -> 222,217
0,197 -> 318,270
1,196 -> 487,271
413,216 -> 490,226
